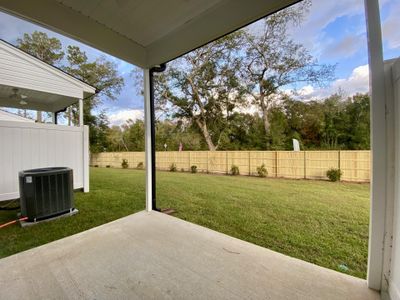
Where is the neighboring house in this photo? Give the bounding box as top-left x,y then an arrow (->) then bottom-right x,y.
0,109 -> 34,122
0,39 -> 96,201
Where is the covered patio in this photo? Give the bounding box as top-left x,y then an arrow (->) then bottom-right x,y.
0,211 -> 379,300
0,0 -> 397,299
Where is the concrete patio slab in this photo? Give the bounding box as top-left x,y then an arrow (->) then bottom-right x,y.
0,211 -> 380,300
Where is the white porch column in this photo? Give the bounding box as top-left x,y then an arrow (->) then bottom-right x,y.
83,125 -> 90,192
52,112 -> 56,124
144,69 -> 152,212
364,0 -> 389,291
79,98 -> 84,126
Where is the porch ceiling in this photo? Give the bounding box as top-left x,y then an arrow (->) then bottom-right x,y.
0,84 -> 78,112
0,211 -> 379,300
0,0 -> 300,68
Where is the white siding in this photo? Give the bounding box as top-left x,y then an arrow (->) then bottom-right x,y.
0,42 -> 83,99
0,121 -> 89,201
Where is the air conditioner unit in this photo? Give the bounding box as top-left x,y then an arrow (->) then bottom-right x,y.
19,167 -> 74,222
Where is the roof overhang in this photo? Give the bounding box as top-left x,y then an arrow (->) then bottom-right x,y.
0,0 -> 300,68
0,39 -> 96,112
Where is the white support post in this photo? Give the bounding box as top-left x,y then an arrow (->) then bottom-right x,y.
144,69 -> 152,212
364,0 -> 388,291
83,125 -> 90,192
79,98 -> 84,127
52,112 -> 56,124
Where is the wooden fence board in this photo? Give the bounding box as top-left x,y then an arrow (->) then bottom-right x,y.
91,150 -> 371,182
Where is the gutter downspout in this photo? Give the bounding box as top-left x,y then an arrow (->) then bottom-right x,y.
149,63 -> 167,211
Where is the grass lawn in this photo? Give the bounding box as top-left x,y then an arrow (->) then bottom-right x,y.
0,167 -> 370,278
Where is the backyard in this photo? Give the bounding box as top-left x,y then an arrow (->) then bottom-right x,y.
0,167 -> 370,278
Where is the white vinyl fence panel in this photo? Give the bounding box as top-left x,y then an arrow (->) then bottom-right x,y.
0,120 -> 89,201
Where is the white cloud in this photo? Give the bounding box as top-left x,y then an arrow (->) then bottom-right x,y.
382,1 -> 400,50
307,64 -> 369,99
108,109 -> 144,126
331,64 -> 369,94
323,35 -> 365,59
288,0 -> 368,55
298,85 -> 315,97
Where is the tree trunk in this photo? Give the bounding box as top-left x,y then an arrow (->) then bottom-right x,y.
195,119 -> 216,151
262,107 -> 270,135
259,92 -> 271,149
259,94 -> 270,134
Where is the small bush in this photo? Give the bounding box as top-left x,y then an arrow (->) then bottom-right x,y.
230,165 -> 240,176
327,168 -> 342,182
106,165 -> 111,168
191,165 -> 198,173
94,165 -> 99,168
256,164 -> 268,177
121,159 -> 129,169
169,163 -> 177,172
181,168 -> 185,172
137,162 -> 144,169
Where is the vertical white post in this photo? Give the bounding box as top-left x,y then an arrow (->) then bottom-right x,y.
79,98 -> 84,127
83,125 -> 90,192
144,69 -> 152,212
52,112 -> 56,124
364,0 -> 387,291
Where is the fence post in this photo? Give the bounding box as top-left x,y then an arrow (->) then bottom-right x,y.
304,151 -> 307,179
248,151 -> 251,176
206,151 -> 209,173
275,151 -> 278,177
226,151 -> 228,174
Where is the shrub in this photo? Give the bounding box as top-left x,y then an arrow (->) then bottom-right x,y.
136,162 -> 144,169
106,165 -> 111,168
94,165 -> 99,168
121,159 -> 129,169
169,163 -> 177,172
256,164 -> 268,177
326,168 -> 342,182
181,168 -> 185,172
191,165 -> 198,173
230,165 -> 240,176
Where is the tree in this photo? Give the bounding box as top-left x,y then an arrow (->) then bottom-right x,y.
155,32 -> 246,151
106,125 -> 129,151
268,107 -> 288,150
62,45 -> 124,150
122,119 -> 145,151
242,1 -> 334,148
90,111 -> 111,153
64,45 -> 124,116
17,31 -> 64,65
343,94 -> 370,150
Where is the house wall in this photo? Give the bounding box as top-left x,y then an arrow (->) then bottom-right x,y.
390,59 -> 400,300
0,121 -> 89,201
0,42 -> 82,99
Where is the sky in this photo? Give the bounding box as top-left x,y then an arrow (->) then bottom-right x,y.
0,0 -> 399,126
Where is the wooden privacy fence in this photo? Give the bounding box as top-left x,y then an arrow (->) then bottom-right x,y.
91,150 -> 371,182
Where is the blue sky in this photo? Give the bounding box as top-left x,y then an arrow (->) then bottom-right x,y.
0,0 -> 399,125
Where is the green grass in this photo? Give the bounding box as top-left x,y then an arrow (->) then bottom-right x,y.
0,168 -> 370,278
